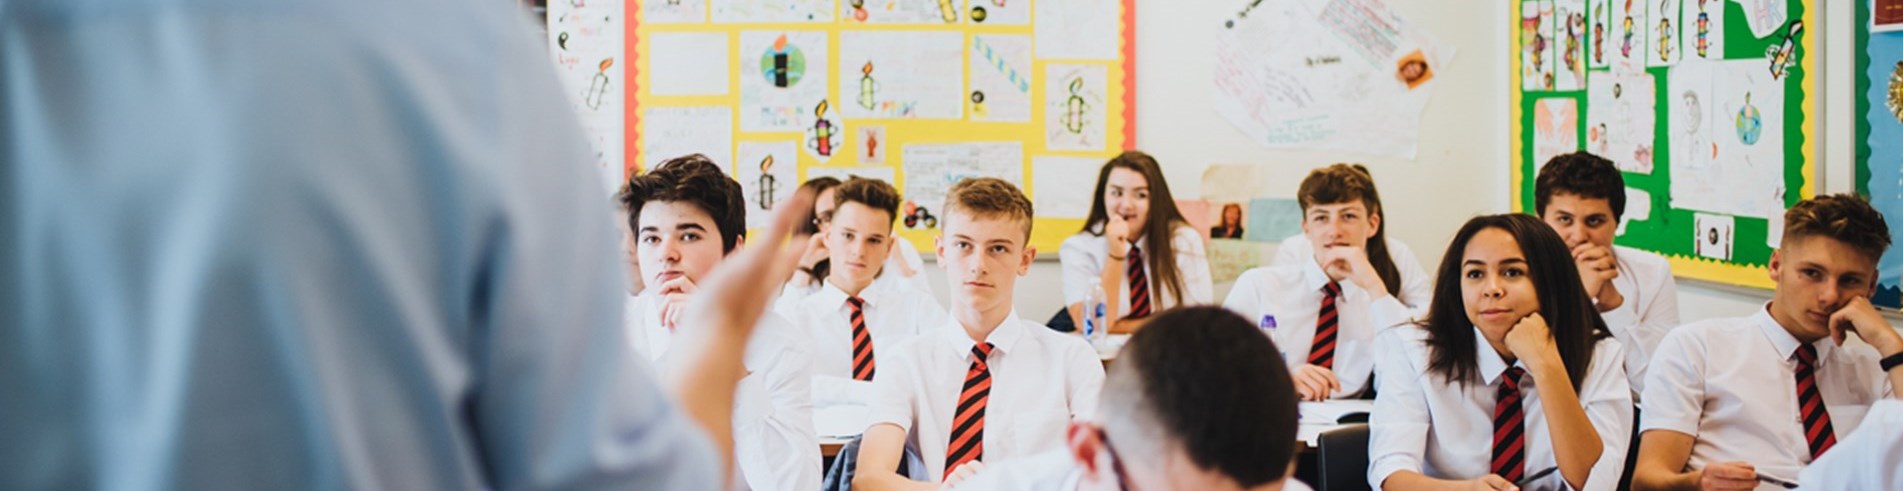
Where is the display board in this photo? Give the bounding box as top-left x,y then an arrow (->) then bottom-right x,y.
1854,0 -> 1903,306
1510,0 -> 1819,289
624,0 -> 1138,254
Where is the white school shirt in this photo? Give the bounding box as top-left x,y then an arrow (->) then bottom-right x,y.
1640,305 -> 1893,485
778,279 -> 946,379
1271,234 -> 1433,323
948,449 -> 1317,491
867,312 -> 1107,479
626,293 -> 822,491
1797,398 -> 1903,490
1369,327 -> 1632,491
1059,225 -> 1216,313
1596,246 -> 1680,396
1223,259 -> 1416,398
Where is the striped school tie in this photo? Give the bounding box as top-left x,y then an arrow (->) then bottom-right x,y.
1307,281 -> 1343,368
1126,246 -> 1151,317
846,296 -> 875,381
1794,344 -> 1837,459
1492,366 -> 1526,483
945,342 -> 994,479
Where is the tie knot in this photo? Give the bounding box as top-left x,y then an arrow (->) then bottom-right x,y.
1500,366 -> 1526,390
1795,344 -> 1819,366
1128,245 -> 1143,261
1322,281 -> 1342,297
972,342 -> 995,360
847,296 -> 865,309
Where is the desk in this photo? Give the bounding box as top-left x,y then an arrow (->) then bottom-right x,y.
822,436 -> 848,457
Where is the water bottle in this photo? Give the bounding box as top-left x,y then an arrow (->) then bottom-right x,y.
1259,314 -> 1285,361
1084,283 -> 1109,352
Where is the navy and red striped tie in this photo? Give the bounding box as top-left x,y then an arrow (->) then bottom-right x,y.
1794,344 -> 1837,459
945,343 -> 994,479
1127,246 -> 1151,318
846,296 -> 875,381
1492,366 -> 1526,483
1307,281 -> 1343,368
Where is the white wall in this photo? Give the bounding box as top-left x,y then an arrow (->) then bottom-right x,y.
917,0 -> 1883,327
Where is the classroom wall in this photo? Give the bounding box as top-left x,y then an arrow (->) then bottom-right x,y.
917,0 -> 1889,328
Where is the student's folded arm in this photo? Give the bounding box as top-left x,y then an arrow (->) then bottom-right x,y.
1573,339 -> 1635,491
1367,332 -> 1433,490
853,424 -> 934,491
1631,331 -> 1708,491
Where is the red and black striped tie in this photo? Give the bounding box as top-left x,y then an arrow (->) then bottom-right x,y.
846,296 -> 875,381
1794,344 -> 1837,459
1492,366 -> 1526,483
1307,281 -> 1343,368
1126,246 -> 1151,318
945,343 -> 994,479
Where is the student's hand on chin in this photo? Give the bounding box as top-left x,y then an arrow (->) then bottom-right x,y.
799,233 -> 829,270
1503,313 -> 1558,369
1292,364 -> 1339,401
1106,213 -> 1133,250
1469,474 -> 1518,491
1697,461 -> 1759,491
1570,242 -> 1619,296
940,460 -> 986,487
1830,296 -> 1903,354
659,276 -> 699,330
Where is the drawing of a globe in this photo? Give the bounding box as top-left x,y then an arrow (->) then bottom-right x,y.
1735,101 -> 1763,145
760,43 -> 807,88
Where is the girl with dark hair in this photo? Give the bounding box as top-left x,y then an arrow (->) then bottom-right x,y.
1225,164 -> 1430,401
1368,214 -> 1632,491
1058,151 -> 1214,333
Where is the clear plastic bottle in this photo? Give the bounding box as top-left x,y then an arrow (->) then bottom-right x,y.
1084,283 -> 1109,352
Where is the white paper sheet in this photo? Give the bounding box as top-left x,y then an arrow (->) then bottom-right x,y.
806,166 -> 897,185
642,106 -> 733,172
965,0 -> 1029,25
1584,63 -> 1656,174
711,0 -> 833,23
900,143 -> 1024,230
1300,400 -> 1377,424
847,0 -> 959,24
739,31 -> 829,132
1045,63 -> 1108,151
1557,0 -> 1588,91
1034,0 -> 1121,60
1648,0 -> 1683,67
1589,0 -> 1612,68
1619,187 -> 1652,236
1669,59 -> 1786,219
1032,156 -> 1103,219
1682,0 -> 1725,60
1534,98 -> 1581,167
970,35 -> 1034,123
1732,0 -> 1788,37
649,33 -> 730,97
839,31 -> 965,120
548,0 -> 626,192
1694,213 -> 1735,261
812,375 -> 876,438
1612,0 -> 1646,64
737,142 -> 800,228
1211,0 -> 1445,159
1523,1 -> 1557,91
643,0 -> 707,23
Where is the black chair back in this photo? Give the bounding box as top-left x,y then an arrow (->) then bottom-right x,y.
1316,423 -> 1372,491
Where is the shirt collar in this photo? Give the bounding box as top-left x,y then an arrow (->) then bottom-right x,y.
1753,302 -> 1836,363
1472,326 -> 1522,385
819,278 -> 882,309
941,310 -> 1028,358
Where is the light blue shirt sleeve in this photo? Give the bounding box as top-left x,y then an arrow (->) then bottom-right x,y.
0,0 -> 719,489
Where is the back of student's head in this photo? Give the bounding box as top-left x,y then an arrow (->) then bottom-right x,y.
1101,306 -> 1297,487
1783,194 -> 1892,263
1419,214 -> 1607,389
944,177 -> 1034,239
1084,150 -> 1195,305
619,154 -> 747,252
1534,151 -> 1626,218
1298,163 -> 1402,296
833,177 -> 901,226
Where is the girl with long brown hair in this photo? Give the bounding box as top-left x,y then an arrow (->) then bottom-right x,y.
1058,151 -> 1213,333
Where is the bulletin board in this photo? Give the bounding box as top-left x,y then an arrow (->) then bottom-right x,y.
1854,0 -> 1903,307
1509,0 -> 1819,289
625,0 -> 1137,254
